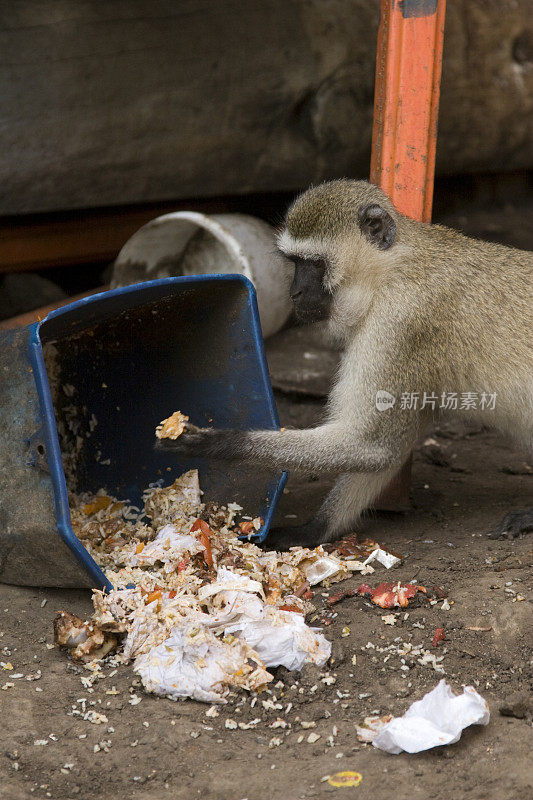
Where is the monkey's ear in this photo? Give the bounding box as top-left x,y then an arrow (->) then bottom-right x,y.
358,204 -> 396,250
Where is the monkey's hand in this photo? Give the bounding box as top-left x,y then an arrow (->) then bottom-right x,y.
154,424 -> 252,462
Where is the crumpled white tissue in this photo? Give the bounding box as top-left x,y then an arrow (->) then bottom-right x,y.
226,606 -> 332,671
134,625 -> 271,703
203,568 -> 331,670
197,566 -> 264,601
358,680 -> 490,754
129,524 -> 204,567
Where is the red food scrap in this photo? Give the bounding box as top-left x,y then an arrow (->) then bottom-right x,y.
191,519 -> 214,569
357,581 -> 426,609
432,627 -> 445,647
327,590 -> 348,606
327,589 -> 357,606
278,604 -> 304,614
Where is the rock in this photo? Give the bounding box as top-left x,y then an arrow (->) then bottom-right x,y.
499,690 -> 533,720
421,444 -> 451,468
0,273 -> 66,321
298,663 -> 323,688
266,322 -> 339,398
328,640 -> 346,667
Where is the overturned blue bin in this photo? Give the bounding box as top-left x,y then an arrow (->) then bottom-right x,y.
0,275 -> 287,589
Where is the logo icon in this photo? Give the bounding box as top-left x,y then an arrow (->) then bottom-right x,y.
375,390 -> 396,412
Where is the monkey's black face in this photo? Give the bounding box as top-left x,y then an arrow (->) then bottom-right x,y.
289,257 -> 332,323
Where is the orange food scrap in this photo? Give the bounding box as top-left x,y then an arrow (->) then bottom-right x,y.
145,589 -> 162,605
278,604 -> 304,614
135,542 -> 145,554
82,496 -> 112,515
191,519 -> 214,569
238,521 -> 255,536
155,410 -> 189,440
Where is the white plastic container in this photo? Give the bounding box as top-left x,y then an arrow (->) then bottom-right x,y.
112,212 -> 293,338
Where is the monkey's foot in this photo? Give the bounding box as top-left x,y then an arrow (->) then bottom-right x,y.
263,519 -> 329,551
488,509 -> 533,539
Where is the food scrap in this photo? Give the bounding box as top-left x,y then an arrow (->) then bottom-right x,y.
327,771 -> 363,788
55,468 -> 388,703
432,627 -> 446,647
54,611 -> 118,663
357,582 -> 427,609
326,534 -> 402,569
155,410 -> 189,440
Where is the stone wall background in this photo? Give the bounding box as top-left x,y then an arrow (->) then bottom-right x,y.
1,0 -> 532,214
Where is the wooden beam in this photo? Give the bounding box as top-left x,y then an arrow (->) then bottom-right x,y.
0,287 -> 108,331
0,200 -> 231,275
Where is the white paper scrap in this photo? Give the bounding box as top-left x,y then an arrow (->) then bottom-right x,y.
303,555 -> 344,585
362,547 -> 401,570
134,626 -> 270,703
357,680 -> 490,754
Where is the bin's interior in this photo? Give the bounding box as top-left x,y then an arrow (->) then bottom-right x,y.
37,276 -> 286,563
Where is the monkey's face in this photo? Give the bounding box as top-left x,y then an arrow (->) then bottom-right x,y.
289,256 -> 333,323
279,180 -> 399,331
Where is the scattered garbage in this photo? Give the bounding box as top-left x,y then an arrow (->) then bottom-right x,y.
325,534 -> 402,567
55,443 -> 400,703
356,680 -> 490,754
362,548 -> 401,570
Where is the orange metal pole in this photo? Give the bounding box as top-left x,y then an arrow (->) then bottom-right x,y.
370,0 -> 446,509
370,0 -> 446,220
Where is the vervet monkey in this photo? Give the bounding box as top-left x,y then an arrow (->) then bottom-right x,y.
158,180 -> 533,546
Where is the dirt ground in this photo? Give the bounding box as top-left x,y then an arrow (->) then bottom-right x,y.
1,400 -> 532,800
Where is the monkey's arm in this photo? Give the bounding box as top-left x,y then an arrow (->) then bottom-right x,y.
157,333 -> 423,473
156,423 -> 399,473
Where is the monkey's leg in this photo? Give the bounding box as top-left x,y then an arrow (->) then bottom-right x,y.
266,468 -> 399,550
488,509 -> 533,539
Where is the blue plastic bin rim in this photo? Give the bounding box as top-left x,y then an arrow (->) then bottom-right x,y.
27,274 -> 287,591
